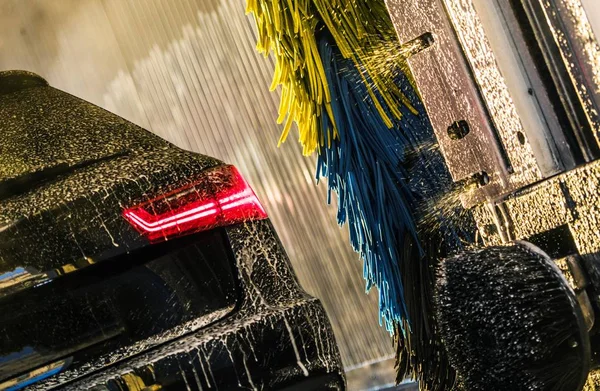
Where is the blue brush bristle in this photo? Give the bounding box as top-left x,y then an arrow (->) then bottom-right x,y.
316,33 -> 461,334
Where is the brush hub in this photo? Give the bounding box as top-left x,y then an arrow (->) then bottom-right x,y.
435,243 -> 590,391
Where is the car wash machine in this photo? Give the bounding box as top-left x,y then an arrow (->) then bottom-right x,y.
384,0 -> 600,389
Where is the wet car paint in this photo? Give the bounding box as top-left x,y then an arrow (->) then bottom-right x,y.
0,71 -> 345,390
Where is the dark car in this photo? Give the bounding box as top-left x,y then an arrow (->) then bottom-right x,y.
0,71 -> 344,390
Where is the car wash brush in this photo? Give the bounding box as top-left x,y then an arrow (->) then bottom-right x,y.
246,0 -> 473,389
435,242 -> 590,391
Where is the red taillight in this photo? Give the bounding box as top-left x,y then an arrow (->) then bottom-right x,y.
123,165 -> 267,242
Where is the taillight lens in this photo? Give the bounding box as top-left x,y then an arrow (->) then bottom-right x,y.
123,165 -> 267,242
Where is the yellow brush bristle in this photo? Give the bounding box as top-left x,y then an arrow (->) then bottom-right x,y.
246,0 -> 414,156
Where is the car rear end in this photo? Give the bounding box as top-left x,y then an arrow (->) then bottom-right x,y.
0,71 -> 344,390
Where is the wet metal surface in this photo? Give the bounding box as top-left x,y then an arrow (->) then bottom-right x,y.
0,0 -> 393,373
547,0 -> 600,135
385,0 -> 600,208
443,0 -> 543,179
385,0 -> 542,208
471,157 -> 600,255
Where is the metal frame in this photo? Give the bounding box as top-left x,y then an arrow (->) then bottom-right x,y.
385,0 -> 600,208
385,0 -> 542,208
519,0 -> 600,160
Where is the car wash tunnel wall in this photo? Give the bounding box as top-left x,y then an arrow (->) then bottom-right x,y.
0,0 -> 395,387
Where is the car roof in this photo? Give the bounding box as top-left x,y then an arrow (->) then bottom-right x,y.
0,71 -> 169,186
